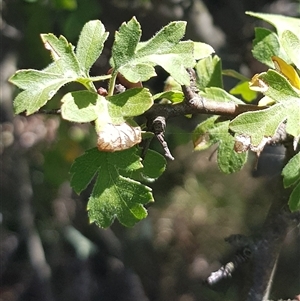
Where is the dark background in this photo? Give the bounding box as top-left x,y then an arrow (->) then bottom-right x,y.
1,0 -> 300,300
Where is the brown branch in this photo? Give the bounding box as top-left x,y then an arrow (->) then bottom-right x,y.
145,86 -> 266,120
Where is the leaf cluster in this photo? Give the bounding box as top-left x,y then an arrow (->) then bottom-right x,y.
9,13 -> 300,227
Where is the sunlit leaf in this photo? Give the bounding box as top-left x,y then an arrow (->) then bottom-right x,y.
111,18 -> 195,85
70,147 -> 153,227
195,55 -> 223,90
200,87 -> 244,104
230,81 -> 257,102
251,27 -> 283,67
246,12 -> 300,38
76,20 -> 109,73
193,42 -> 215,60
281,30 -> 300,70
10,69 -> 71,114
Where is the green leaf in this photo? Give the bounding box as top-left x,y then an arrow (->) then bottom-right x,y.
288,183 -> 300,212
256,70 -> 300,139
229,104 -> 287,146
41,33 -> 82,77
193,116 -> 219,151
246,12 -> 300,39
76,20 -> 109,73
230,81 -> 257,102
232,69 -> 300,145
217,133 -> 248,174
252,27 -> 283,67
200,87 -> 244,104
282,152 -> 300,188
193,42 -> 215,60
258,70 -> 300,103
111,17 -> 142,70
107,88 -> 153,124
111,18 -> 195,85
70,147 -> 153,227
195,55 -> 223,90
141,150 -> 167,180
281,30 -> 300,70
153,90 -> 184,103
10,69 -> 71,114
193,117 -> 247,173
61,91 -> 109,123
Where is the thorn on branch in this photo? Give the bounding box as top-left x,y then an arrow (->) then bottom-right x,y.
147,116 -> 174,160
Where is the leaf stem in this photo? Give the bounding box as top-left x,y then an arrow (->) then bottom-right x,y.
107,71 -> 118,96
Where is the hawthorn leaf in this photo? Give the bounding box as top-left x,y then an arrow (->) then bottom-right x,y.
111,17 -> 142,70
200,87 -> 244,104
193,117 -> 247,173
281,30 -> 300,70
258,70 -> 300,102
193,42 -> 215,60
111,18 -> 194,85
41,33 -> 82,77
230,81 -> 257,102
141,150 -> 167,180
61,91 -> 109,123
282,152 -> 300,188
288,183 -> 300,212
10,69 -> 71,114
246,12 -> 300,39
70,147 -> 153,227
193,116 -> 219,151
217,132 -> 248,174
76,20 -> 109,73
107,88 -> 153,124
229,104 -> 287,146
252,27 -> 285,67
195,55 -> 223,90
233,69 -> 300,145
153,90 -> 184,103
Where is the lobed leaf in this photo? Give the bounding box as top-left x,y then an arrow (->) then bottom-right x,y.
70,147 -> 153,227
10,69 -> 71,114
111,18 -> 195,85
41,33 -> 82,77
258,70 -> 300,102
193,117 -> 247,173
229,104 -> 287,146
76,20 -> 109,73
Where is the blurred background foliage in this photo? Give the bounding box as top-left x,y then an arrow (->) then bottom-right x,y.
1,0 -> 300,300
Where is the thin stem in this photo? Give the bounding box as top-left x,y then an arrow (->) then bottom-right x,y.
107,71 -> 118,96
